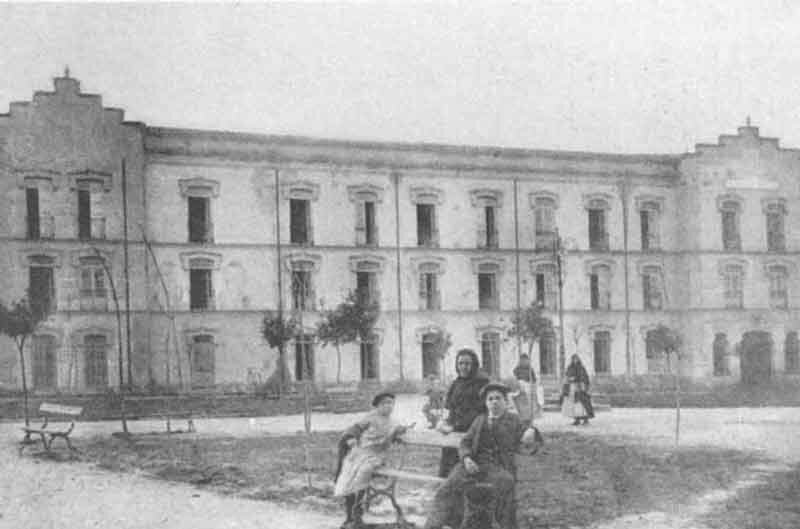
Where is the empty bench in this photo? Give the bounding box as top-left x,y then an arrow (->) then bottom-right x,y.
363,430 -> 463,528
20,402 -> 84,455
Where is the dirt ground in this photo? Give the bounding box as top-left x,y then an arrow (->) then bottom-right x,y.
3,396 -> 800,529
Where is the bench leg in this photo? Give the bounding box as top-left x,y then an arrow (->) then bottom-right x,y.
40,432 -> 50,452
364,483 -> 408,527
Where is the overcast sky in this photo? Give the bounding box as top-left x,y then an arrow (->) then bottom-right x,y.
1,2 -> 799,154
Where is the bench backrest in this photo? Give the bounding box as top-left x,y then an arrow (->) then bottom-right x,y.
39,402 -> 83,417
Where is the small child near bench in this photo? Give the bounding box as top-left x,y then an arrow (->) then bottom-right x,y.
333,392 -> 411,529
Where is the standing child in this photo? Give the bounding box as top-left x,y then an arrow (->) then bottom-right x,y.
511,354 -> 542,424
422,374 -> 446,429
333,392 -> 410,529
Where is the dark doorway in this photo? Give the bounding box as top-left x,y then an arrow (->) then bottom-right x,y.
740,331 -> 773,384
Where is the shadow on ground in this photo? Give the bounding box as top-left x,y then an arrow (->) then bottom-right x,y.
702,463 -> 800,529
38,430 -> 767,528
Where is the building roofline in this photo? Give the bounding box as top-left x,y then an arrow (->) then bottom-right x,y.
145,125 -> 684,168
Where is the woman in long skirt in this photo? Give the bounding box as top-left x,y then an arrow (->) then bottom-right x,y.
561,354 -> 595,425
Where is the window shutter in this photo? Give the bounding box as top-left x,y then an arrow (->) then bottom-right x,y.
430,206 -> 439,246
432,274 -> 441,309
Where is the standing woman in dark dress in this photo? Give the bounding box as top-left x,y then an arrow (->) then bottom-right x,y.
436,348 -> 489,477
562,354 -> 595,425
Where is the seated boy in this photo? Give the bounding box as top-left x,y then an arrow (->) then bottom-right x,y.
424,382 -> 539,529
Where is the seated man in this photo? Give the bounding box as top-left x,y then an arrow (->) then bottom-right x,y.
424,382 -> 538,529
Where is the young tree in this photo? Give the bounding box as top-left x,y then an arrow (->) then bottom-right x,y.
508,302 -> 554,362
317,291 -> 380,383
648,324 -> 684,445
0,298 -> 46,432
261,311 -> 299,396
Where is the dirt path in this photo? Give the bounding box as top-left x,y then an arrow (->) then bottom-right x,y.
3,399 -> 799,529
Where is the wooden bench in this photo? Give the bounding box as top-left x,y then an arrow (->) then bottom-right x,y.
362,430 -> 463,528
20,402 -> 84,455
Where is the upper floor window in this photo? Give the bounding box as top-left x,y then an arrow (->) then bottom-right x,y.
285,252 -> 321,312
763,199 -> 787,252
76,181 -> 106,240
720,262 -> 745,309
180,178 -> 220,245
588,262 -> 612,310
717,195 -> 743,251
641,265 -> 664,311
189,260 -> 215,311
26,187 -> 40,240
349,255 -> 385,308
415,259 -> 444,311
188,196 -> 213,243
766,264 -> 789,310
473,259 -> 503,310
282,181 -> 319,246
20,174 -> 55,239
636,197 -> 663,251
584,195 -> 611,252
531,193 -> 559,250
416,204 -> 438,247
28,255 -> 56,319
348,185 -> 384,247
411,186 -> 442,248
471,189 -> 502,249
79,256 -> 108,311
532,261 -> 557,310
290,199 -> 312,245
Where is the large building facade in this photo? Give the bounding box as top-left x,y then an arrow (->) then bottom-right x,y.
2,75 -> 799,393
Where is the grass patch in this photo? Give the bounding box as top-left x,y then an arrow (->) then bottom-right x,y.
75,430 -> 764,527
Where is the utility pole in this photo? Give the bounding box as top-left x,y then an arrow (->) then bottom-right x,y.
513,179 -> 522,357
121,159 -> 133,390
618,177 -> 632,377
554,229 -> 566,379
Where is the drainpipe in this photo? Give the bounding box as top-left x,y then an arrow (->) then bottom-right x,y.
513,178 -> 522,357
393,172 -> 404,380
618,176 -> 632,378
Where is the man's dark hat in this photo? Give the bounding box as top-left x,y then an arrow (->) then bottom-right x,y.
479,382 -> 511,400
372,392 -> 396,407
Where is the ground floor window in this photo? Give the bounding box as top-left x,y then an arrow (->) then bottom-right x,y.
295,334 -> 314,381
84,334 -> 108,388
191,334 -> 215,387
593,331 -> 611,374
360,339 -> 379,380
480,332 -> 500,378
785,332 -> 799,373
32,334 -> 57,389
713,333 -> 730,376
422,333 -> 440,378
539,333 -> 556,376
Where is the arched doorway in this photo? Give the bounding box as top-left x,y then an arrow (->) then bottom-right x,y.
740,331 -> 773,384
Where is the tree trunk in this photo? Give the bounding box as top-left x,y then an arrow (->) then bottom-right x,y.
336,343 -> 342,384
17,338 -> 30,429
674,351 -> 681,447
